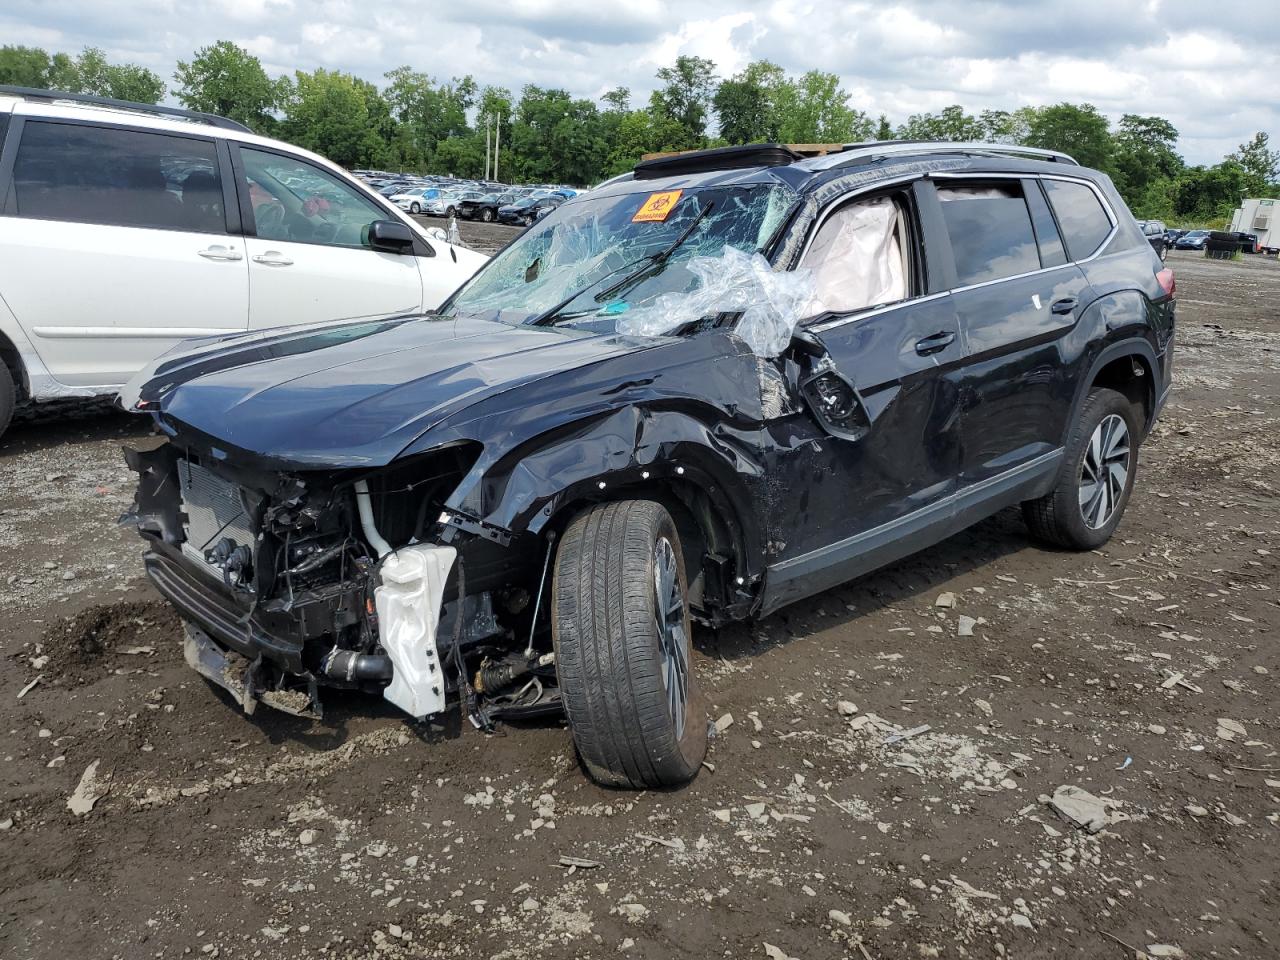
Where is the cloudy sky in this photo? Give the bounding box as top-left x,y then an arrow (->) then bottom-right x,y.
3,0 -> 1276,164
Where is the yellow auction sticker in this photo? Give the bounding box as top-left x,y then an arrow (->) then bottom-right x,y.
632,190 -> 683,223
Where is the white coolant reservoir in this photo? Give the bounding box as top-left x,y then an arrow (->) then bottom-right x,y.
376,544 -> 457,719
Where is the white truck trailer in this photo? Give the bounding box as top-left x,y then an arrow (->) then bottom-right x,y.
1229,198 -> 1279,254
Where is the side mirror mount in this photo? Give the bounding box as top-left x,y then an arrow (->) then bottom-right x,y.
368,219 -> 415,253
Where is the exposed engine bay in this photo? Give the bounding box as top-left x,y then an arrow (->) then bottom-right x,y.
124,439 -> 561,727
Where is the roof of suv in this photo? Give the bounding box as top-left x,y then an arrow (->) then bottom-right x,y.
589,141 -> 1095,204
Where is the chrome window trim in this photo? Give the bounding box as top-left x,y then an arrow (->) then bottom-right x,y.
803,171 -> 1121,333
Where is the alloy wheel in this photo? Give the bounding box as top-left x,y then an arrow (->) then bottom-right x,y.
653,536 -> 689,739
1079,413 -> 1130,529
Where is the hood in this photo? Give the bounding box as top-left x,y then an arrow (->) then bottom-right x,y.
128,315 -> 650,469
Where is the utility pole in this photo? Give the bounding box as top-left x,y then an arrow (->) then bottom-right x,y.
484,119 -> 491,180
494,114 -> 502,183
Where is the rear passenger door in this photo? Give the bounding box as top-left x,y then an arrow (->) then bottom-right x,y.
937,176 -> 1097,487
0,119 -> 248,387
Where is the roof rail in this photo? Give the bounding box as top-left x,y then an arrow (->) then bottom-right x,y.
803,140 -> 1079,171
0,85 -> 253,134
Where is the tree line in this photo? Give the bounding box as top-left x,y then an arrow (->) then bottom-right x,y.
3,41 -> 1278,226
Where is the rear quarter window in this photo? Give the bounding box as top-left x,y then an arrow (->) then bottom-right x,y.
1042,179 -> 1113,260
10,120 -> 224,233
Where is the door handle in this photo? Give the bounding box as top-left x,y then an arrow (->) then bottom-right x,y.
914,330 -> 956,355
197,246 -> 242,261
1050,296 -> 1079,315
252,252 -> 294,266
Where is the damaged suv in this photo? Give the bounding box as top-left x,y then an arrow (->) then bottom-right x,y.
123,141 -> 1175,788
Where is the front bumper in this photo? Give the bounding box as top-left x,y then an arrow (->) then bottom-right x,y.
144,541 -> 306,673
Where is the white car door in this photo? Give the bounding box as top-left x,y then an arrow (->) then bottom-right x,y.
0,119 -> 248,387
236,147 -> 424,329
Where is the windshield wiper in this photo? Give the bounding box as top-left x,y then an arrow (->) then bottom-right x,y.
527,201 -> 716,327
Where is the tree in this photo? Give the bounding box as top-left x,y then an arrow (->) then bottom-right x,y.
603,108 -> 686,177
1230,132 -> 1280,195
1173,161 -> 1247,221
281,69 -> 394,169
1111,114 -> 1182,206
1024,102 -> 1112,171
384,67 -> 477,166
713,60 -> 786,144
0,45 -> 53,86
509,85 -> 607,185
897,105 -> 985,142
174,41 -> 284,132
774,70 -> 872,143
650,55 -> 717,148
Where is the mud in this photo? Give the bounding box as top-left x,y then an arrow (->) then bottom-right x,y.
1,248 -> 1278,960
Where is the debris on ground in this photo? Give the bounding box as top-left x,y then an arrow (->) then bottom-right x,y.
67,759 -> 111,815
1046,785 -> 1126,833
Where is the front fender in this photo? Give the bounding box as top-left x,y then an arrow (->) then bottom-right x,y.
446,403 -> 769,580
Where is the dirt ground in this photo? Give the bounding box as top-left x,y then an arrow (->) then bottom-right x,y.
2,245 -> 1278,960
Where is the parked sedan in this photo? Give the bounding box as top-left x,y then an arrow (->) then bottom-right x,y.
1174,230 -> 1210,250
389,186 -> 436,214
458,192 -> 516,222
497,194 -> 564,226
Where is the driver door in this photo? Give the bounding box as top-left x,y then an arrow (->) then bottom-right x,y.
235,146 -> 424,330
762,185 -> 965,612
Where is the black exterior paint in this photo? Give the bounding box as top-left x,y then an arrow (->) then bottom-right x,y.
123,147 -> 1176,682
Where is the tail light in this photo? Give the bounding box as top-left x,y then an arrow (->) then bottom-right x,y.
1156,267 -> 1175,298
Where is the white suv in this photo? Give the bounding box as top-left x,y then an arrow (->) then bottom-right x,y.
0,87 -> 487,437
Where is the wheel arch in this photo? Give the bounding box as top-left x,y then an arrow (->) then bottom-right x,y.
1069,335 -> 1160,442
0,328 -> 28,402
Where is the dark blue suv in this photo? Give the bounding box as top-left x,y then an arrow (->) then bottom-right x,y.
124,141 -> 1175,789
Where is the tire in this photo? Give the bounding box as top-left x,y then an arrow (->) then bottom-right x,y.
0,361 -> 14,439
445,206 -> 456,219
1022,388 -> 1140,550
522,216 -> 533,227
410,202 -> 420,214
481,207 -> 494,222
553,500 -> 706,789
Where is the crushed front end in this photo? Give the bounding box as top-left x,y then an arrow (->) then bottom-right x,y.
123,439 -> 555,725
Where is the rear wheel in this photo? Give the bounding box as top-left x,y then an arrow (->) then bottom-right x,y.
410,202 -> 420,214
1023,388 -> 1139,549
553,500 -> 706,789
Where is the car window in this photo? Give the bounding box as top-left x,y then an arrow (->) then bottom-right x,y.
937,183 -> 1041,285
1042,179 -> 1112,260
802,195 -> 911,315
10,120 -> 224,233
241,148 -> 386,248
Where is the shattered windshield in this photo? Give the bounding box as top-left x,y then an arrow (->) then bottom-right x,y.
440,183 -> 798,330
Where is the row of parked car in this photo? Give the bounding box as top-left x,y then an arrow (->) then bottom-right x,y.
353,170 -> 577,226
1137,220 -> 1264,257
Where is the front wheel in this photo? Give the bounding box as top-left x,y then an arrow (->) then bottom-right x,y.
1023,388 -> 1140,549
445,206 -> 456,218
481,207 -> 494,222
553,501 -> 706,789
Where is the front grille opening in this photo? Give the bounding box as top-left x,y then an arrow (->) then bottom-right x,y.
178,458 -> 255,572
366,442 -> 482,547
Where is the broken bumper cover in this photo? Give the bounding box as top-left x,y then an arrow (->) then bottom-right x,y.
145,540 -> 458,721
